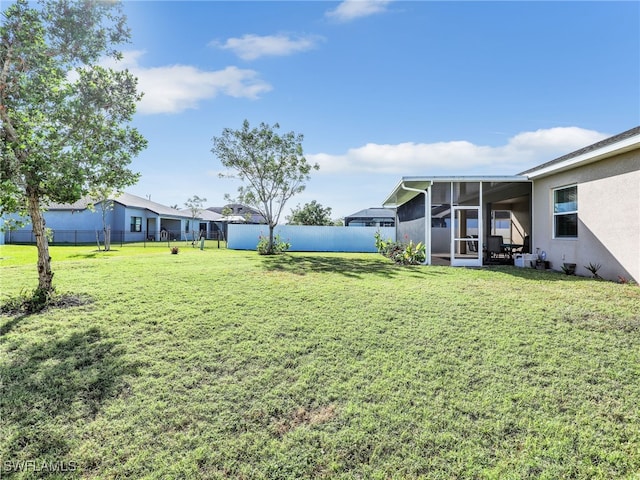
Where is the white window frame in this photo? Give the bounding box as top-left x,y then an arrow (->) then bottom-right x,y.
553,185 -> 578,239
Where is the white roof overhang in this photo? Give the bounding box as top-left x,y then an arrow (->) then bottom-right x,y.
382,179 -> 432,208
523,133 -> 640,179
382,176 -> 529,208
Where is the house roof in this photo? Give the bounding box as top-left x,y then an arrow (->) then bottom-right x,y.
382,176 -> 529,208
345,207 -> 396,219
207,204 -> 266,223
112,192 -> 190,217
46,192 -> 191,218
382,126 -> 640,208
45,197 -> 94,210
179,208 -> 223,221
519,125 -> 640,179
207,204 -> 261,215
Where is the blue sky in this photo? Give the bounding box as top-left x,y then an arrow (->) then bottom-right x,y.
115,0 -> 639,219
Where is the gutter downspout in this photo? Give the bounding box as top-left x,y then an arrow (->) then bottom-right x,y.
399,182 -> 431,265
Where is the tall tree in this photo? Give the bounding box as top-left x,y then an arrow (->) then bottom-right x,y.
184,195 -> 207,243
0,0 -> 147,295
212,120 -> 318,254
89,186 -> 116,252
286,200 -> 333,226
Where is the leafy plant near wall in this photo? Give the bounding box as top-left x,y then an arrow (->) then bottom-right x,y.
257,234 -> 290,255
374,231 -> 426,265
584,262 -> 602,279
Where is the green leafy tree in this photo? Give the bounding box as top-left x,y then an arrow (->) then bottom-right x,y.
286,200 -> 333,226
0,0 -> 147,295
221,205 -> 233,217
88,186 -> 116,251
184,195 -> 207,243
212,120 -> 318,254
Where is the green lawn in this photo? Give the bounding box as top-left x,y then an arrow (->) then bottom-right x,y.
1,245 -> 639,479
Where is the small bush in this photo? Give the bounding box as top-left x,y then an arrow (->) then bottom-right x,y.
374,231 -> 425,265
2,287 -> 55,314
257,234 -> 290,255
584,262 -> 602,279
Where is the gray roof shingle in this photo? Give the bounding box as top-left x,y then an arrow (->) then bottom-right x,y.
519,126 -> 640,176
46,192 -> 191,218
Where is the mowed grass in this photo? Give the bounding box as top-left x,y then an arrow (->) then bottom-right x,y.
1,245 -> 639,479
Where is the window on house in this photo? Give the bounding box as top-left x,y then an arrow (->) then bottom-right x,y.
130,216 -> 142,232
553,185 -> 577,238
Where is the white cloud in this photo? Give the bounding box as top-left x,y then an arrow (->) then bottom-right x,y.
326,0 -> 394,22
308,127 -> 609,175
212,34 -> 324,61
102,51 -> 272,114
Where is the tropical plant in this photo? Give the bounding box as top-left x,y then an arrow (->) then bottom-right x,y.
584,262 -> 602,279
374,231 -> 425,265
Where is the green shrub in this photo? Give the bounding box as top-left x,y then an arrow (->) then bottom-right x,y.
1,286 -> 55,314
257,234 -> 290,255
374,231 -> 425,265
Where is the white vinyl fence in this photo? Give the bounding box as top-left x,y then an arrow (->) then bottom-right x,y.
228,224 -> 395,253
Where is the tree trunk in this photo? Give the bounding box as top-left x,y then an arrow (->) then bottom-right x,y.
105,226 -> 111,251
26,190 -> 54,293
268,224 -> 275,254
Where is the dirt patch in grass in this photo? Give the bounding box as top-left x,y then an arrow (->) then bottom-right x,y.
562,312 -> 640,333
273,404 -> 338,436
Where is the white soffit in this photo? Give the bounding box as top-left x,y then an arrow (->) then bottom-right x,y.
382,179 -> 431,208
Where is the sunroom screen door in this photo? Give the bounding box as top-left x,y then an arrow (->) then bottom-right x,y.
451,206 -> 482,267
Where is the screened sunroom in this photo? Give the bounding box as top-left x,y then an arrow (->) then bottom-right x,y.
382,176 -> 533,266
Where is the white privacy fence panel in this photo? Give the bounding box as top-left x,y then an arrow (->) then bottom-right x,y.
228,224 -> 396,253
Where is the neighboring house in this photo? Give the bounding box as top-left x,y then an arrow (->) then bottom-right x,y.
207,204 -> 267,224
4,192 -> 194,244
206,204 -> 266,241
344,208 -> 396,227
382,126 -> 640,282
179,208 -> 224,240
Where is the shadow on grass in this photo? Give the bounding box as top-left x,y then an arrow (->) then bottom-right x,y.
0,326 -> 139,462
261,253 -> 445,279
1,293 -> 94,336
0,314 -> 29,336
67,249 -> 120,259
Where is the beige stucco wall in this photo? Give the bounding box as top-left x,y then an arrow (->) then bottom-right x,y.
510,200 -> 531,245
531,149 -> 640,282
